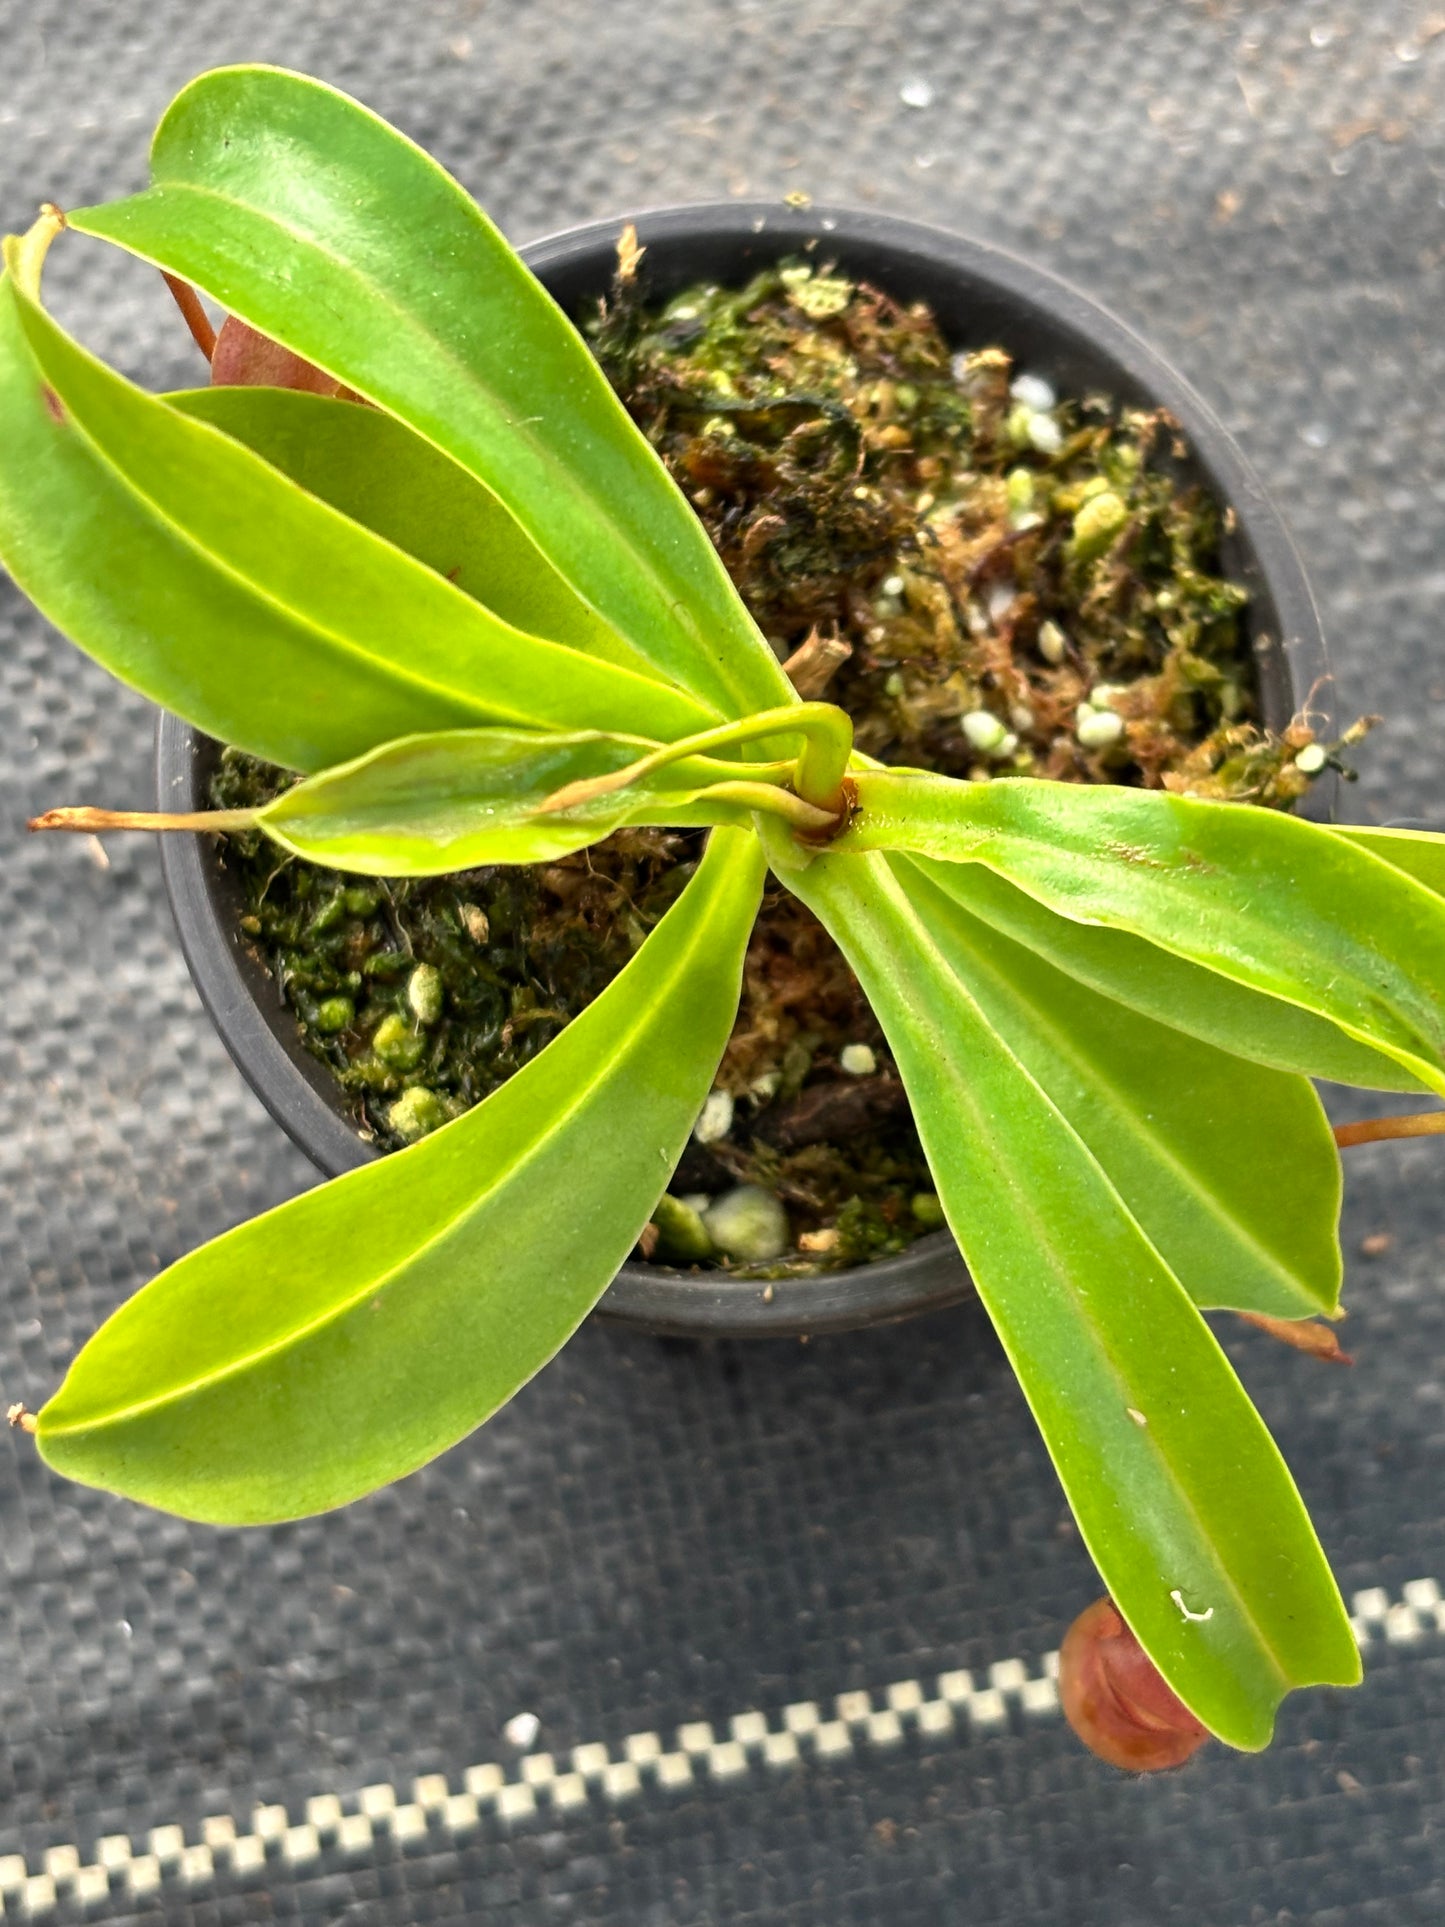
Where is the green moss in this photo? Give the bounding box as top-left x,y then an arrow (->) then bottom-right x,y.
211,746 -> 696,1148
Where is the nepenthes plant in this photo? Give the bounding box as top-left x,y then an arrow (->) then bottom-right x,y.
4,64 -> 1445,1767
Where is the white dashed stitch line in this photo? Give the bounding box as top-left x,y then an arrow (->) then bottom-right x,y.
253,1803 -> 288,1842
916,1699 -> 954,1735
306,1795 -> 343,1835
2,1574 -> 1440,1918
443,1794 -> 478,1835
231,1835 -> 265,1875
552,1773 -> 590,1811
337,1813 -> 373,1854
730,1711 -> 769,1748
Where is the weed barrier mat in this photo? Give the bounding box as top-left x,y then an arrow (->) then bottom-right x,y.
3,2 -> 1444,1920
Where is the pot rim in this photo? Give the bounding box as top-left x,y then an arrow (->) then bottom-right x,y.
156,197 -> 1333,1340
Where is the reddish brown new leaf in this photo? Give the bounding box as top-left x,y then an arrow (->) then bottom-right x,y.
211,313 -> 348,396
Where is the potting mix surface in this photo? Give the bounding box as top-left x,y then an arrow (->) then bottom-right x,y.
211,255 -> 1336,1270
3,2 -> 1444,1922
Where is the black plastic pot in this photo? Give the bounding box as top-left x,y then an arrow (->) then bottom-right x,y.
156,201 -> 1332,1339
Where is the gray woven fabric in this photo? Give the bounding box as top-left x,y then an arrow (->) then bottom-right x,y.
3,1 -> 1444,1920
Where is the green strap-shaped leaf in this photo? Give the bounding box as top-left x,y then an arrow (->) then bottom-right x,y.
1329,824 -> 1445,897
37,828 -> 766,1523
782,845 -> 1359,1748
0,242 -> 716,775
840,770 -> 1445,1096
188,728 -> 793,874
890,858 -> 1342,1319
170,385 -> 657,675
68,65 -> 795,721
913,857 -> 1428,1094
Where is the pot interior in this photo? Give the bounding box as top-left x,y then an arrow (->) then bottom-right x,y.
159,204 -> 1330,1337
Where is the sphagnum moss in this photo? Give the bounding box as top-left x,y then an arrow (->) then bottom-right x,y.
211,248 -> 1360,1274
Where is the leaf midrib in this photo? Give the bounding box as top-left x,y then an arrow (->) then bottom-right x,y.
901,863 -> 1331,1310
21,285 -> 695,741
42,835 -> 754,1439
82,179 -> 770,713
854,856 -> 1295,1690
853,776 -> 1445,1075
166,381 -> 674,690
930,824 -> 1445,1089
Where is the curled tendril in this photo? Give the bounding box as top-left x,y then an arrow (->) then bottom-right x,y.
1059,1596 -> 1211,1772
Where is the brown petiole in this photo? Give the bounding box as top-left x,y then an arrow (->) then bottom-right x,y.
162,273 -> 217,363
29,805 -> 255,836
1333,1111 -> 1445,1149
